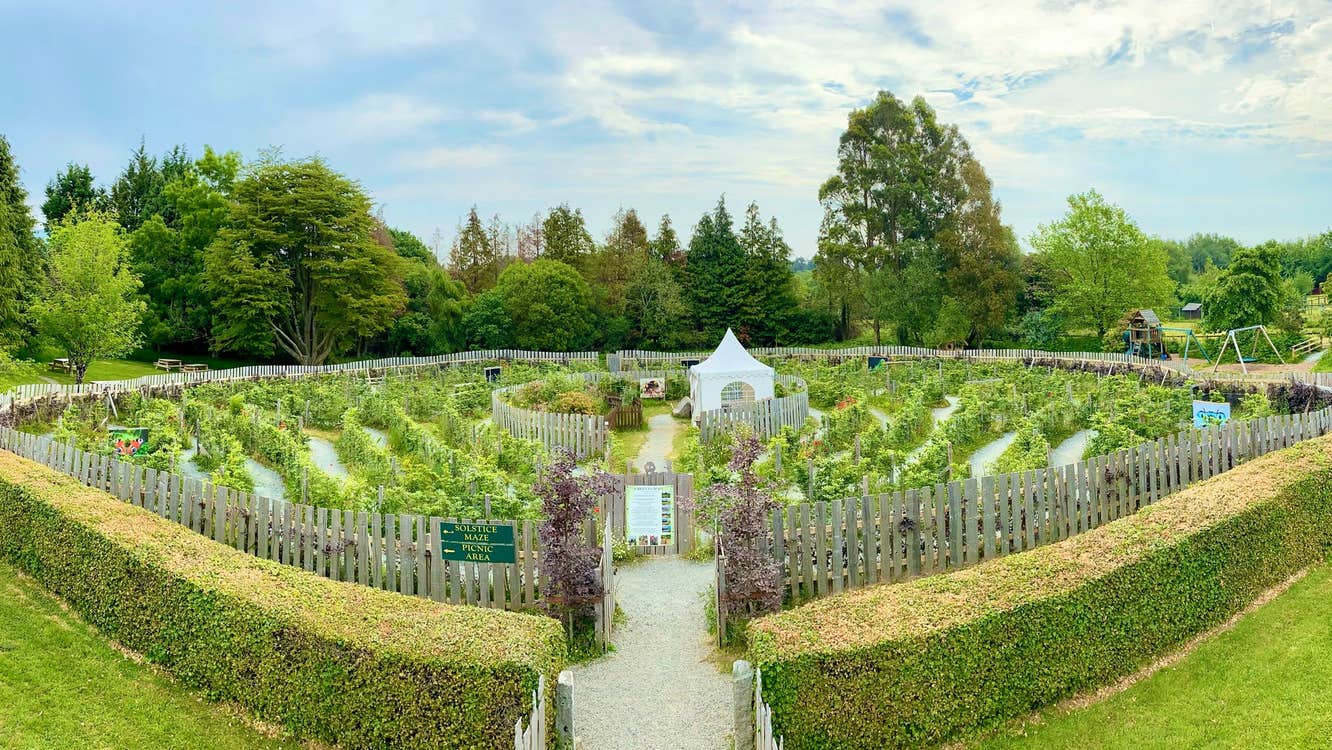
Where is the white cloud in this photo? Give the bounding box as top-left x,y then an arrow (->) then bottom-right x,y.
276,93 -> 450,147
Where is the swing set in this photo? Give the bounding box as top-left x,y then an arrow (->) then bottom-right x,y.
1211,324 -> 1285,375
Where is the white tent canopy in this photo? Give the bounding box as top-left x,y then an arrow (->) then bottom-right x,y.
689,329 -> 775,421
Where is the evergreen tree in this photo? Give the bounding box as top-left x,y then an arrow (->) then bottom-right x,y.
0,135 -> 42,348
42,162 -> 105,230
203,157 -> 406,363
110,140 -> 167,232
592,207 -> 650,312
541,203 -> 595,269
685,197 -> 748,341
449,207 -> 501,293
939,159 -> 1021,345
650,214 -> 683,266
738,203 -> 798,345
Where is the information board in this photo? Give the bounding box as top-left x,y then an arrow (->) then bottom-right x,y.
626,484 -> 674,547
438,521 -> 517,564
1192,400 -> 1231,428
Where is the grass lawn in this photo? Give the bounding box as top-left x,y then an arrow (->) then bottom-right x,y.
608,401 -> 675,468
974,564 -> 1332,749
0,561 -> 298,750
1314,350 -> 1332,373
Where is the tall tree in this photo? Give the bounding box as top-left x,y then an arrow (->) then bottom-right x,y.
1029,190 -> 1174,339
939,159 -> 1021,344
494,259 -> 595,350
516,213 -> 544,262
0,135 -> 42,348
203,158 -> 406,363
41,163 -> 105,230
31,213 -> 146,383
449,207 -> 501,293
542,204 -> 595,269
625,258 -> 688,349
650,214 -> 683,266
592,207 -> 650,312
685,198 -> 748,341
129,146 -> 240,349
1203,243 -> 1288,332
814,90 -> 973,344
738,203 -> 798,344
110,140 -> 167,232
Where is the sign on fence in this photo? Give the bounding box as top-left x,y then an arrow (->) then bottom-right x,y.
439,521 -> 517,564
639,378 -> 666,399
626,484 -> 674,547
1192,400 -> 1231,428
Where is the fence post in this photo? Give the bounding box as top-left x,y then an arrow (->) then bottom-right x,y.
556,669 -> 575,750
733,659 -> 755,750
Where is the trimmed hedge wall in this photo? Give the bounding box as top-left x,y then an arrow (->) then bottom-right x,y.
748,436 -> 1332,750
0,452 -> 565,750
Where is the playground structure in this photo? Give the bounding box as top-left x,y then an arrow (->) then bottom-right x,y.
1122,309 -> 1212,363
1212,324 -> 1284,375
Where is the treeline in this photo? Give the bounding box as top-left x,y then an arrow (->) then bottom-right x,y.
2,90 -> 1330,380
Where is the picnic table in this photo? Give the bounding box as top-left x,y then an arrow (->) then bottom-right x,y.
48,358 -> 71,373
182,363 -> 210,373
154,358 -> 183,372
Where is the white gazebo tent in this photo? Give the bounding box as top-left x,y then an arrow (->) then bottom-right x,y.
689,329 -> 774,422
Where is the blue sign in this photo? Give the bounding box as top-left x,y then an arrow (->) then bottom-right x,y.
1192,400 -> 1231,428
868,356 -> 886,370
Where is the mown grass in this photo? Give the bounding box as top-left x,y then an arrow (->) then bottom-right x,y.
974,563 -> 1332,750
608,400 -> 676,469
0,561 -> 298,750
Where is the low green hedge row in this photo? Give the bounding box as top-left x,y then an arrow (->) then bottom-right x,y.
0,452 -> 565,749
747,436 -> 1332,749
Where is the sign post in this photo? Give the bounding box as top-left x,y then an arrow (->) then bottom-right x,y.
625,484 -> 675,548
438,521 -> 517,564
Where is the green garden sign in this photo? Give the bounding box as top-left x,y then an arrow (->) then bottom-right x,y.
438,521 -> 517,564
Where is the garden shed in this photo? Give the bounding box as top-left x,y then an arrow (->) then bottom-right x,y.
1180,302 -> 1202,319
689,329 -> 774,422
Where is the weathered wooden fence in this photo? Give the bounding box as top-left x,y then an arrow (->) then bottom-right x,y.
490,370 -> 680,460
733,661 -> 783,750
724,407 -> 1332,605
697,375 -> 809,442
0,427 -> 548,605
0,349 -> 602,413
604,464 -> 697,556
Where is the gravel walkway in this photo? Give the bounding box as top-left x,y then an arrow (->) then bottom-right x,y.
570,557 -> 731,750
634,412 -> 681,470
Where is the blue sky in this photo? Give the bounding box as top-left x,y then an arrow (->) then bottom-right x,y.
1,0 -> 1329,259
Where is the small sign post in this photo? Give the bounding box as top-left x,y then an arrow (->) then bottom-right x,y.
438,521 -> 517,564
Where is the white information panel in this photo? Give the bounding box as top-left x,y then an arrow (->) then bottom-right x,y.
626,484 -> 674,547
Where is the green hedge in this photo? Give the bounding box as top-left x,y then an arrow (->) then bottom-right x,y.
0,452 -> 565,749
747,437 -> 1332,750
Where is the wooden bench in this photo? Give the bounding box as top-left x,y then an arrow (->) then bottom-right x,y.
182,363 -> 210,373
154,358 -> 183,372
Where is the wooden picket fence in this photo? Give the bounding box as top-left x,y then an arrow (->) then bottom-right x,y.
513,674 -> 546,750
0,348 -> 602,413
754,667 -> 783,750
603,466 -> 697,556
697,375 -> 809,442
725,407 -> 1332,605
0,427 -> 544,609
489,370 -> 681,459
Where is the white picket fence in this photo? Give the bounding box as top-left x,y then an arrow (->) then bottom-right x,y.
514,674 -> 547,750
697,374 -> 810,442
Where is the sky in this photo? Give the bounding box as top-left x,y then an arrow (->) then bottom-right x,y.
1,0 -> 1329,259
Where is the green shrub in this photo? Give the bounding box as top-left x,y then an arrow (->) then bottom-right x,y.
0,452 -> 565,749
747,437 -> 1332,750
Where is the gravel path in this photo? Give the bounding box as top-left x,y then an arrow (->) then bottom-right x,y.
634,412 -> 681,470
570,557 -> 731,750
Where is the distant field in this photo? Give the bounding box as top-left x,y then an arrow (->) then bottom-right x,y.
0,561 -> 296,750
974,564 -> 1332,749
